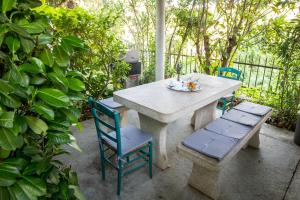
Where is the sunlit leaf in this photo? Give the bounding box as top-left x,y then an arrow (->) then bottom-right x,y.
25,116 -> 48,135
0,127 -> 23,151
37,88 -> 70,108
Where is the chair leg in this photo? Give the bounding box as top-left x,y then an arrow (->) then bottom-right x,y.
117,159 -> 122,195
100,152 -> 106,181
149,142 -> 153,179
222,99 -> 227,115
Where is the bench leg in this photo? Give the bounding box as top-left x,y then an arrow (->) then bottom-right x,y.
118,109 -> 128,127
243,128 -> 260,149
191,101 -> 218,130
188,163 -> 220,200
248,128 -> 260,148
138,113 -> 169,170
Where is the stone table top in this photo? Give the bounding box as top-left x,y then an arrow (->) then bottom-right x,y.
113,73 -> 241,123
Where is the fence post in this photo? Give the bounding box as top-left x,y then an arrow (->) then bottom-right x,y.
294,110 -> 300,146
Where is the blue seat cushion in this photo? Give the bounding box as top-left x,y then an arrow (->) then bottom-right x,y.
221,109 -> 262,127
182,129 -> 238,160
103,125 -> 152,156
205,118 -> 252,139
234,101 -> 272,116
99,97 -> 123,109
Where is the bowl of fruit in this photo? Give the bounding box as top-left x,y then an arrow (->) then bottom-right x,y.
167,78 -> 201,92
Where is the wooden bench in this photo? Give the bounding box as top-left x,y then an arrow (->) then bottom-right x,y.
177,102 -> 272,200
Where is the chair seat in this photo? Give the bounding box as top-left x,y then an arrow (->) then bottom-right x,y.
103,125 -> 152,155
99,97 -> 123,109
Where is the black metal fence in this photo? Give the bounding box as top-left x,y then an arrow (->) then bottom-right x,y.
140,51 -> 283,93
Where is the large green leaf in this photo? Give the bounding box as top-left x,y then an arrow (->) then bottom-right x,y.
25,116 -> 48,135
6,66 -> 30,87
0,33 -> 4,47
67,71 -> 84,79
0,148 -> 10,158
48,72 -> 69,91
0,111 -> 15,128
37,34 -> 52,45
37,88 -> 70,108
53,46 -> 70,67
0,93 -> 21,109
48,120 -> 71,132
61,108 -> 80,123
20,21 -> 45,34
20,37 -> 35,54
47,131 -> 71,145
0,79 -> 14,95
33,103 -> 54,120
0,128 -> 23,151
9,176 -> 46,200
3,158 -> 28,171
47,167 -> 60,185
30,77 -> 46,85
5,36 -> 20,54
62,36 -> 84,49
8,23 -> 31,39
0,163 -> 20,187
0,185 -> 10,199
68,91 -> 84,101
13,115 -> 28,135
19,57 -> 45,74
1,0 -> 16,12
67,77 -> 85,91
39,49 -> 53,67
69,185 -> 86,200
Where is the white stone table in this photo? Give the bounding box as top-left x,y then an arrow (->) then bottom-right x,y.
113,73 -> 241,169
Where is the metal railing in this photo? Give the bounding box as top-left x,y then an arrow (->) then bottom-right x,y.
140,51 -> 283,93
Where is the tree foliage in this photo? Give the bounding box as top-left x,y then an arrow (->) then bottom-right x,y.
0,0 -> 85,199
36,5 -> 130,100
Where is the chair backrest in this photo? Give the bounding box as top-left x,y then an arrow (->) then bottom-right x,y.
88,97 -> 122,156
218,67 -> 241,80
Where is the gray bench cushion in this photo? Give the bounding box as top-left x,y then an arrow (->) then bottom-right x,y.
182,129 -> 238,160
234,101 -> 272,116
99,97 -> 123,109
205,118 -> 252,139
103,125 -> 152,156
221,109 -> 262,127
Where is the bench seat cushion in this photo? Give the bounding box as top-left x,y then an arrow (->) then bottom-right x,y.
182,129 -> 238,160
99,97 -> 123,109
221,109 -> 262,127
234,101 -> 272,116
205,118 -> 252,139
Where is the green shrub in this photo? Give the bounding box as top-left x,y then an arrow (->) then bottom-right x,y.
0,0 -> 85,199
140,64 -> 177,84
36,5 -> 130,100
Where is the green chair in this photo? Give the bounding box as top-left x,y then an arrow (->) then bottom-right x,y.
88,97 -> 153,195
217,67 -> 242,115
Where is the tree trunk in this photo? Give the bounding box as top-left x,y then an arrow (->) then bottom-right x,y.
173,0 -> 197,68
203,35 -> 211,74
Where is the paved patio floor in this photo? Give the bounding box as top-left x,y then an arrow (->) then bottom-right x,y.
63,110 -> 300,200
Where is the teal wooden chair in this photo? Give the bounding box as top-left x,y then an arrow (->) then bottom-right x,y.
88,97 -> 153,195
217,67 -> 242,115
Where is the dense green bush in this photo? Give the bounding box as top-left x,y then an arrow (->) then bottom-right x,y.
36,5 -> 130,100
0,0 -> 85,199
140,64 -> 176,84
238,14 -> 300,131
